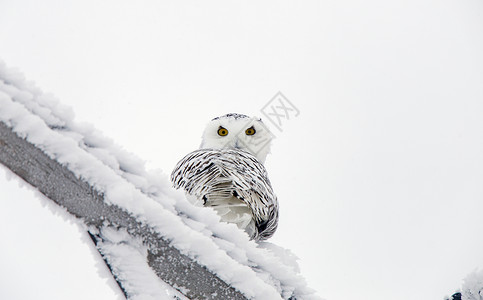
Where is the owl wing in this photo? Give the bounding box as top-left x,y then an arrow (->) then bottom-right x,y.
171,148 -> 279,240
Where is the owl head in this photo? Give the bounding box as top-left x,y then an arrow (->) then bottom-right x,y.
200,113 -> 273,163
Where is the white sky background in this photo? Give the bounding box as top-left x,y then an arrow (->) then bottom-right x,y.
1,1 -> 483,300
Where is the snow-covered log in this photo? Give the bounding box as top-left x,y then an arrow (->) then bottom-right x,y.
0,61 -> 319,300
0,120 -> 245,299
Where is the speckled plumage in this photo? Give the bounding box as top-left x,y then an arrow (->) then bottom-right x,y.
171,114 -> 279,241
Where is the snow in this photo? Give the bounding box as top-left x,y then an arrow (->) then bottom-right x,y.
94,227 -> 188,300
0,60 -> 319,299
462,270 -> 483,300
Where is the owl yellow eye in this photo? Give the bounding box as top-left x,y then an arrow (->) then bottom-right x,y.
245,126 -> 256,135
218,126 -> 228,136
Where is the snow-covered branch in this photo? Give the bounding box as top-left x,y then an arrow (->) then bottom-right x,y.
0,61 -> 319,300
0,120 -> 245,299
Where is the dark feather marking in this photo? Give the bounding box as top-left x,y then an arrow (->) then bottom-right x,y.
171,148 -> 278,241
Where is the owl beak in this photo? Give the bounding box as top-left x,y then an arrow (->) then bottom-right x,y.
234,138 -> 241,149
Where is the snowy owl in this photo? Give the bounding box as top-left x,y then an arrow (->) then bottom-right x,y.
171,113 -> 279,241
